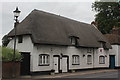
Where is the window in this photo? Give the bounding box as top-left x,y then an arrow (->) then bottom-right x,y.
39,54 -> 50,66
99,56 -> 105,64
69,36 -> 79,46
87,55 -> 92,65
18,36 -> 23,43
70,37 -> 76,45
72,55 -> 80,65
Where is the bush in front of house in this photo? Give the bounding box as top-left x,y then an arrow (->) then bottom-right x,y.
1,46 -> 22,61
1,46 -> 23,78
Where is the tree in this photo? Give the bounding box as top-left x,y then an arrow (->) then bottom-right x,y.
92,1 -> 120,34
2,35 -> 10,47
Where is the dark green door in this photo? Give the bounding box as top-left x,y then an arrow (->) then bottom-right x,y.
109,55 -> 115,69
20,52 -> 30,75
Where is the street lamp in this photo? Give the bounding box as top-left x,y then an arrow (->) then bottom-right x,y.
13,7 -> 21,22
13,7 -> 21,77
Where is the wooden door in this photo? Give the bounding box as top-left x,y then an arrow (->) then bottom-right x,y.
20,52 -> 30,75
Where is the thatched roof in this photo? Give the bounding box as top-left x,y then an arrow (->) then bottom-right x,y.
105,34 -> 120,45
8,9 -> 111,48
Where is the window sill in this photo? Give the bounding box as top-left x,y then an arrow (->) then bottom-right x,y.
38,64 -> 50,66
99,63 -> 105,64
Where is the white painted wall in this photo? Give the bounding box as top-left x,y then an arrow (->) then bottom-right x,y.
7,35 -> 33,52
32,45 -> 110,72
7,35 -> 110,72
66,46 -> 94,69
109,45 -> 120,67
118,45 -> 120,67
94,48 -> 109,68
7,35 -> 34,71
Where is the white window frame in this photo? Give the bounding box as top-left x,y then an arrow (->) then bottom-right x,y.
39,54 -> 50,66
99,56 -> 105,64
72,55 -> 80,65
87,55 -> 92,65
70,37 -> 76,45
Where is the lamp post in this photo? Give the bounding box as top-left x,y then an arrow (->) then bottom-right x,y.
13,7 -> 21,77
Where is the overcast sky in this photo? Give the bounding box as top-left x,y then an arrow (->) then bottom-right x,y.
0,0 -> 97,45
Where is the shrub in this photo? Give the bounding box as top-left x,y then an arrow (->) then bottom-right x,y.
1,46 -> 23,61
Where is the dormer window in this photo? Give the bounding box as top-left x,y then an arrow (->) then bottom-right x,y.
70,37 -> 76,45
100,41 -> 107,49
69,36 -> 79,45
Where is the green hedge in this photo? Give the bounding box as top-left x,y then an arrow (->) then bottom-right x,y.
1,46 -> 23,61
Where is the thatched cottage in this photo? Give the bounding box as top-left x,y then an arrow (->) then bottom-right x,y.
7,9 -> 111,75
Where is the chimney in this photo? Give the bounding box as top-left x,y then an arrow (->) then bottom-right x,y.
91,21 -> 98,29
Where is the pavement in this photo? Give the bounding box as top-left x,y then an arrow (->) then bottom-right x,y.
18,69 -> 119,79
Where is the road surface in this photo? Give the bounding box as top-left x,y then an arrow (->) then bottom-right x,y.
64,70 -> 119,78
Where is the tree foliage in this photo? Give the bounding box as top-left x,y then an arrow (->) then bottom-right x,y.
92,2 -> 120,34
2,35 -> 10,47
1,46 -> 23,61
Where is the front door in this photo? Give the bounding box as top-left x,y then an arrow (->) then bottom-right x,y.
53,56 -> 60,73
109,55 -> 115,69
62,57 -> 68,72
20,52 -> 30,75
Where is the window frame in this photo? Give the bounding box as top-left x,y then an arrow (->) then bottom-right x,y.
18,35 -> 23,43
99,56 -> 105,64
39,54 -> 50,66
87,55 -> 92,65
70,37 -> 76,45
72,55 -> 80,65
69,36 -> 79,46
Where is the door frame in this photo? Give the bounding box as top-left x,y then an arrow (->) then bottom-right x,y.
20,52 -> 31,75
62,55 -> 69,72
53,55 -> 60,73
109,55 -> 115,69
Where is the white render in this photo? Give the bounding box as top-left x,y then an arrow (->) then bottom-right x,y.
109,45 -> 120,67
7,35 -> 110,73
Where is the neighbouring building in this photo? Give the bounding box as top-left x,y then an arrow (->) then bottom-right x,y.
105,27 -> 120,69
7,9 -> 112,75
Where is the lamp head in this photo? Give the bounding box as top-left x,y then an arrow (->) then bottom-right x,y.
13,7 -> 21,18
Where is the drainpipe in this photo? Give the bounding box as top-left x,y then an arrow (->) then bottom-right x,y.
93,48 -> 95,68
51,48 -> 54,70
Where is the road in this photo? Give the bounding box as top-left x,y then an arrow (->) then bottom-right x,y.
64,70 -> 119,78
2,69 -> 120,80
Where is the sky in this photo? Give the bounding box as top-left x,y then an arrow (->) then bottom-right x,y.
0,0 -> 97,45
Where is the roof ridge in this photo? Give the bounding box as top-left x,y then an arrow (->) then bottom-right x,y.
31,9 -> 91,25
